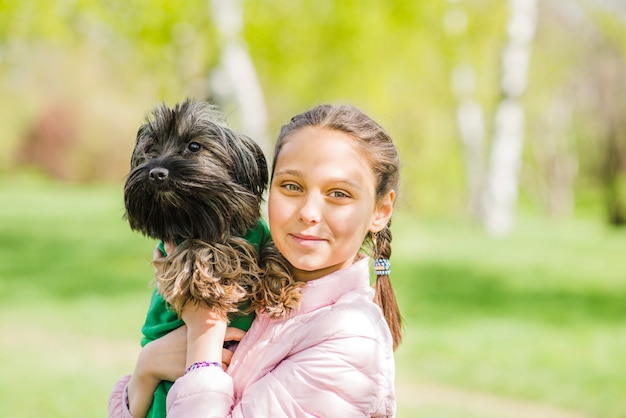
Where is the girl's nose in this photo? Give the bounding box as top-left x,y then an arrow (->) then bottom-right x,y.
298,194 -> 321,224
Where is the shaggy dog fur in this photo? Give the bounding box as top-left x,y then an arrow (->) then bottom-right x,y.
124,99 -> 301,320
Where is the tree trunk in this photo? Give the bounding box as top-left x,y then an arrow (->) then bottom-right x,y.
445,3 -> 487,220
594,45 -> 626,226
482,0 -> 537,235
455,67 -> 487,220
528,95 -> 577,219
208,0 -> 270,152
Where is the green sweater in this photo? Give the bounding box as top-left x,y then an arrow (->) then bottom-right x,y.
140,220 -> 271,418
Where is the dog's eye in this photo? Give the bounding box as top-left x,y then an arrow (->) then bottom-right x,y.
188,142 -> 202,152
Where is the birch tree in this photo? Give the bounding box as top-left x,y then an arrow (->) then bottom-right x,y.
208,0 -> 270,151
482,0 -> 538,235
445,1 -> 486,220
448,0 -> 537,235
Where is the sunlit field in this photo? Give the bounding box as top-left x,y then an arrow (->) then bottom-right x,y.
1,180 -> 624,418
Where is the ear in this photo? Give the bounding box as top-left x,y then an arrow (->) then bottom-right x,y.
370,190 -> 395,233
230,132 -> 269,198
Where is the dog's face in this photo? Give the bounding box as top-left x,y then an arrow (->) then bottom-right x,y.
124,99 -> 268,242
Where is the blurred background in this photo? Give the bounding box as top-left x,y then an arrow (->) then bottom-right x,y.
0,0 -> 625,417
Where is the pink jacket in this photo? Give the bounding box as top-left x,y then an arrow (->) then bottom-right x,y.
109,257 -> 396,417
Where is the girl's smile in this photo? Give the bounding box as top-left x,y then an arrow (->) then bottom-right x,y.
289,233 -> 326,245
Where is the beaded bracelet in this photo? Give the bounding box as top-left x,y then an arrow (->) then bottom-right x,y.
185,361 -> 221,375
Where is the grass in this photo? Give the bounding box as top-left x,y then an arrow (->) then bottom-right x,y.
392,213 -> 626,417
0,180 -> 624,417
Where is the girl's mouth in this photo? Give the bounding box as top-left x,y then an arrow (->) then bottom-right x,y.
290,233 -> 326,245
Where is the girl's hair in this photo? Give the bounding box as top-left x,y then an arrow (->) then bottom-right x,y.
272,104 -> 403,350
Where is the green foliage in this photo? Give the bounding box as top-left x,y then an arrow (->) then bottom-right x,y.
1,1 -> 626,221
243,0 -> 479,212
1,184 -> 625,417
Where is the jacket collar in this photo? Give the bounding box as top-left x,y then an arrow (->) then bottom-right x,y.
296,256 -> 371,315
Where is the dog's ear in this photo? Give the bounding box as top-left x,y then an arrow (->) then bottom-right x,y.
130,124 -> 149,169
230,133 -> 269,199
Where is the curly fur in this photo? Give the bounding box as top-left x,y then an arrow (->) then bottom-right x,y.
154,238 -> 261,319
124,99 -> 302,319
255,244 -> 303,318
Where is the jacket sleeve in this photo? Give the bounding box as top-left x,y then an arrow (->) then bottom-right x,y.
233,335 -> 390,417
165,367 -> 235,418
164,336 -> 385,418
165,306 -> 395,417
108,375 -> 134,418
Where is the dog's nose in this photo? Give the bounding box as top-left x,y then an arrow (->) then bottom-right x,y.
149,167 -> 169,183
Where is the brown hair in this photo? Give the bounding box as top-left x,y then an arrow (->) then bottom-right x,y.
272,104 -> 403,350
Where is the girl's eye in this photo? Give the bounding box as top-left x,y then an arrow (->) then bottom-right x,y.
330,190 -> 350,198
283,183 -> 302,192
188,142 -> 202,152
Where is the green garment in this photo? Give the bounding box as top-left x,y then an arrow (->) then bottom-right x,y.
140,220 -> 271,418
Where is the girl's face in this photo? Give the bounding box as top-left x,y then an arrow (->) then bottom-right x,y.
269,126 -> 393,282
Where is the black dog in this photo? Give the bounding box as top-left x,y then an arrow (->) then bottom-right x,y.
124,98 -> 301,320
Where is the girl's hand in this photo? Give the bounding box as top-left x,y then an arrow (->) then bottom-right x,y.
142,325 -> 188,381
127,325 -> 187,417
222,327 -> 247,369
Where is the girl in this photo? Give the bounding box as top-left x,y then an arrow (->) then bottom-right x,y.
109,103 -> 403,417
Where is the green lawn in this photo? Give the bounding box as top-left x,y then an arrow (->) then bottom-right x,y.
0,180 -> 624,417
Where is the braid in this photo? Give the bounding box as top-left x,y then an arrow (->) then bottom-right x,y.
374,222 -> 392,260
372,222 -> 403,350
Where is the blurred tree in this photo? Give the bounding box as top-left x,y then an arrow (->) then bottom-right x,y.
243,0 -> 472,211
2,0 -> 626,224
589,5 -> 626,226
583,40 -> 626,226
208,0 -> 269,151
540,1 -> 626,226
482,0 -> 538,235
523,2 -> 596,220
527,90 -> 578,219
447,0 -> 537,235
0,0 -> 220,181
447,0 -> 626,230
14,102 -> 78,180
446,0 -> 487,220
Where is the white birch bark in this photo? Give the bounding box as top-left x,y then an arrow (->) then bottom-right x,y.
482,0 -> 537,235
445,2 -> 488,219
453,65 -> 487,219
209,0 -> 270,151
